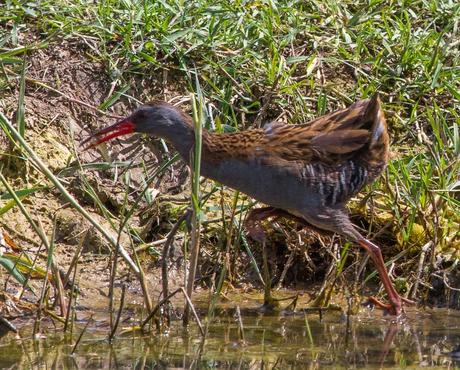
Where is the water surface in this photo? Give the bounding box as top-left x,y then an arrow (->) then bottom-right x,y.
1,305 -> 459,369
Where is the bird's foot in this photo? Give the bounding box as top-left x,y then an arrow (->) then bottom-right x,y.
261,296 -> 281,311
365,297 -> 398,315
245,206 -> 308,242
244,207 -> 279,243
245,223 -> 267,243
366,296 -> 415,316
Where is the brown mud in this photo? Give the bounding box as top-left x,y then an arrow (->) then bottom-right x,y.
0,39 -> 190,318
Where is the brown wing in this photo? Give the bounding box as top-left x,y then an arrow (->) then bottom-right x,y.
261,99 -> 374,163
203,95 -> 387,166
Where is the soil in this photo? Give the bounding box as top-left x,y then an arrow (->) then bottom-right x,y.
0,38 -> 191,320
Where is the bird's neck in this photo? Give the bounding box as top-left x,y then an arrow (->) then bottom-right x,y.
172,130 -> 219,166
154,109 -> 244,170
157,117 -> 196,160
162,120 -> 230,171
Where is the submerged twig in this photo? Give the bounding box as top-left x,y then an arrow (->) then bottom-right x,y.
161,209 -> 192,324
235,306 -> 245,341
47,216 -> 67,317
140,288 -> 182,331
64,255 -> 79,333
71,315 -> 93,355
304,312 -> 314,346
51,253 -> 66,317
33,218 -> 55,337
181,287 -> 204,337
109,284 -> 126,342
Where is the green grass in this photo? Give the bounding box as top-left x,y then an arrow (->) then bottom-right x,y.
0,0 -> 459,312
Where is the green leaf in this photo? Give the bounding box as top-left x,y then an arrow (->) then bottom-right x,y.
0,186 -> 46,200
98,85 -> 130,110
0,256 -> 27,285
3,253 -> 47,279
446,83 -> 460,100
0,199 -> 20,215
137,51 -> 156,63
164,29 -> 190,43
286,55 -> 309,65
0,56 -> 22,64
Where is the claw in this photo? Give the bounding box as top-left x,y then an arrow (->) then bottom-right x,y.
365,295 -> 414,316
401,297 -> 416,305
366,296 -> 398,315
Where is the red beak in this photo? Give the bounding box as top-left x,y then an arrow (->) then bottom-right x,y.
81,119 -> 136,149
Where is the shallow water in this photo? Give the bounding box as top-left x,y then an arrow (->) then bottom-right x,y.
1,306 -> 459,369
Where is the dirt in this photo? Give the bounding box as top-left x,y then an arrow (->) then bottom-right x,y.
0,38 -> 192,320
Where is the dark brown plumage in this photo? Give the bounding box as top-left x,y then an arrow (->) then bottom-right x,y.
84,94 -> 413,315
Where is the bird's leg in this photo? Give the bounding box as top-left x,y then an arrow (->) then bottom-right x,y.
261,239 -> 276,309
245,207 -> 307,242
357,238 -> 415,315
300,207 -> 413,316
245,207 -> 316,309
245,207 -> 292,309
245,207 -> 281,242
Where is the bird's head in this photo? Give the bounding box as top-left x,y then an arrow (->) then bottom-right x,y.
82,101 -> 192,149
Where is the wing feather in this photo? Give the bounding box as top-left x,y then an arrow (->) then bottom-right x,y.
203,95 -> 385,167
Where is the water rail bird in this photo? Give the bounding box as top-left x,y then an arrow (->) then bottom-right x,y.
83,94 -> 413,315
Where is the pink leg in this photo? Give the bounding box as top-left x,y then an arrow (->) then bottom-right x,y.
358,238 -> 414,315
246,208 -> 414,315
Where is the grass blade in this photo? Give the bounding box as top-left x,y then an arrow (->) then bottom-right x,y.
16,57 -> 26,138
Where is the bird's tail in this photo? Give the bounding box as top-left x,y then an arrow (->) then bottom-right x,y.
362,93 -> 389,163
